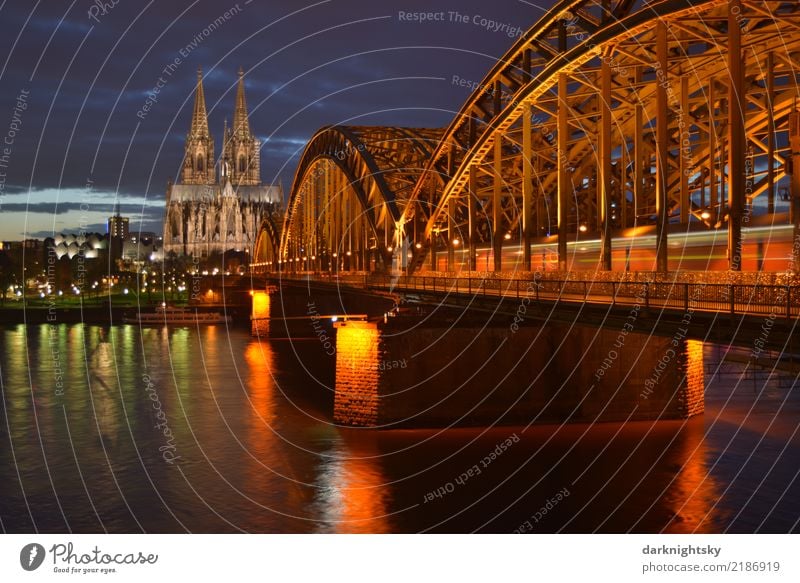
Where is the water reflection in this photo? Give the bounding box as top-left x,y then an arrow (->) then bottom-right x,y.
0,323 -> 796,533
243,340 -> 278,502
87,327 -> 121,445
314,439 -> 390,533
659,419 -> 725,533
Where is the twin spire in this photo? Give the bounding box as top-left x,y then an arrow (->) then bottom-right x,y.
182,67 -> 260,187
189,66 -> 251,141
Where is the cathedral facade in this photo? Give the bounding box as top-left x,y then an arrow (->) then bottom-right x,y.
163,68 -> 282,259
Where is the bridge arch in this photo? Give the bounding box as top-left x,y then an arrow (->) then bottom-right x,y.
401,0 -> 800,273
251,212 -> 282,273
279,126 -> 442,272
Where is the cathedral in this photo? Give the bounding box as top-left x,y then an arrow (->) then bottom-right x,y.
163,68 -> 282,259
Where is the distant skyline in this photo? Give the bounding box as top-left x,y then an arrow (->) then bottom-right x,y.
0,0 -> 555,240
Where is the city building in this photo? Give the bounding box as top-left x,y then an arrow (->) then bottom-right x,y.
107,204 -> 130,240
49,233 -> 107,259
107,203 -> 129,271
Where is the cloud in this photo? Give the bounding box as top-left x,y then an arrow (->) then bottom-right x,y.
27,217 -> 164,239
0,202 -> 162,215
0,0 -> 546,239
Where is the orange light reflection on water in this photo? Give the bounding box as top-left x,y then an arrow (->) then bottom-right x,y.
660,419 -> 726,533
315,439 -> 390,533
662,340 -> 725,533
244,340 -> 277,430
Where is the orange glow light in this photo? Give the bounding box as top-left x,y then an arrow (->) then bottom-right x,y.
251,291 -> 270,320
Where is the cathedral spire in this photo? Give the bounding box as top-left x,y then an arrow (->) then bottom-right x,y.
232,66 -> 251,138
181,67 -> 215,185
222,67 -> 260,186
190,68 -> 210,138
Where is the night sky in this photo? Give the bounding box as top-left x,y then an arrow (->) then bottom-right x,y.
0,0 -> 558,239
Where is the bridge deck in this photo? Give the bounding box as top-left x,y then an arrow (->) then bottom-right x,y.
264,273 -> 800,319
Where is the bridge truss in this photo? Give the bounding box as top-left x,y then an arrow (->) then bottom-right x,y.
261,0 -> 800,275
252,210 -> 282,267
270,126 -> 442,272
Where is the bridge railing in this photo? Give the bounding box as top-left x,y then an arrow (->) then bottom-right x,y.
261,272 -> 799,318
363,275 -> 799,319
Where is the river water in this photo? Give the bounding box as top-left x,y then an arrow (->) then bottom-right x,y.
0,322 -> 798,533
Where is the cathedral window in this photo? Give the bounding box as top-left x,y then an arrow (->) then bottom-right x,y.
196,155 -> 205,172
238,156 -> 246,173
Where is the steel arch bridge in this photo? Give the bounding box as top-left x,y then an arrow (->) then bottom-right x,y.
252,211 -> 282,267
256,0 -> 800,276
253,125 -> 443,273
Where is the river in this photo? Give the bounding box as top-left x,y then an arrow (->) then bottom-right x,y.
0,322 -> 798,533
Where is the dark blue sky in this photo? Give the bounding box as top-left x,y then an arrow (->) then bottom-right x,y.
0,0 -> 558,239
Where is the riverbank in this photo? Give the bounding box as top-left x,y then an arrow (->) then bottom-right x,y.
0,305 -> 252,325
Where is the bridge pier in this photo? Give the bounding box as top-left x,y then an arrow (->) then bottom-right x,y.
251,291 -> 271,336
333,317 -> 704,428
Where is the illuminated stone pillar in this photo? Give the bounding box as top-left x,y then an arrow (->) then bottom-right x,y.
250,291 -> 270,336
333,321 -> 380,426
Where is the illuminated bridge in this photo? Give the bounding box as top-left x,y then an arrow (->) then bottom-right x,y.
252,0 -> 800,317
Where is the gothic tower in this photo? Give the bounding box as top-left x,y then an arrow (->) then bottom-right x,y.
181,68 -> 216,185
221,67 -> 261,186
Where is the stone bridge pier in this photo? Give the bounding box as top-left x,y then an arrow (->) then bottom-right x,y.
333,317 -> 704,428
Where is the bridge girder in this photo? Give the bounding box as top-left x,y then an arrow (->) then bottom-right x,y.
401,0 -> 800,272
251,212 -> 282,272
268,0 -> 800,276
279,125 -> 442,272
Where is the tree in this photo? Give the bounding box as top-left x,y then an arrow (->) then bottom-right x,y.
0,252 -> 13,306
